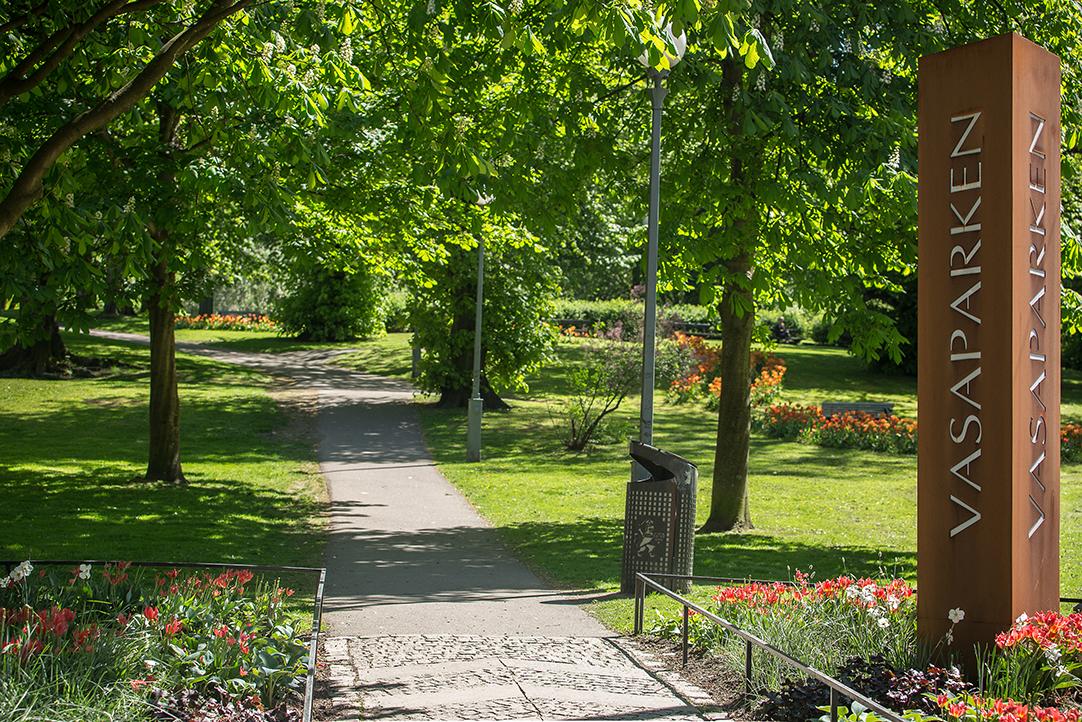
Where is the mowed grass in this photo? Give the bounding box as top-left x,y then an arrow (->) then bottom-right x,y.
0,334 -> 326,568
407,338 -> 1082,632
90,314 -> 360,354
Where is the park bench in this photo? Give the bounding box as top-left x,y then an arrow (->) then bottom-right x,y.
821,401 -> 895,418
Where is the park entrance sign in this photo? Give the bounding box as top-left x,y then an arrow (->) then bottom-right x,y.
917,33 -> 1061,646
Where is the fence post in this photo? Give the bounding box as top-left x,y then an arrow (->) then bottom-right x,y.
681,605 -> 689,667
744,639 -> 753,696
633,576 -> 643,635
830,687 -> 838,721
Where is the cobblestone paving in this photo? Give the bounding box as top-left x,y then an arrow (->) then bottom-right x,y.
322,635 -> 706,721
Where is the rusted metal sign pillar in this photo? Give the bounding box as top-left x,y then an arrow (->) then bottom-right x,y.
918,33 -> 1061,647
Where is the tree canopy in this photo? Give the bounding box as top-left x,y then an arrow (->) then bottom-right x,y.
2,0 -> 1079,506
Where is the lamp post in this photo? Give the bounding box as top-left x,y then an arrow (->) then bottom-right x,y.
633,28 -> 685,482
466,193 -> 493,463
466,232 -> 484,462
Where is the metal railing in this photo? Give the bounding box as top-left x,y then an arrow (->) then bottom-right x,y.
633,572 -> 906,722
633,572 -> 1082,721
0,559 -> 326,722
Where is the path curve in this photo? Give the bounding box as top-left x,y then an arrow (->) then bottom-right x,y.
90,331 -> 706,720
90,329 -> 606,636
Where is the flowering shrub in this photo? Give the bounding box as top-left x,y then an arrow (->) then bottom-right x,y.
747,355 -> 786,410
1064,424 -> 1082,463
176,313 -> 277,332
667,332 -> 722,402
667,333 -> 785,410
0,561 -> 307,720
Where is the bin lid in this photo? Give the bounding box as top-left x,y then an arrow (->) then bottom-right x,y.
628,440 -> 697,481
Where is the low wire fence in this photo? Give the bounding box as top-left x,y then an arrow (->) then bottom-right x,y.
633,572 -> 1082,722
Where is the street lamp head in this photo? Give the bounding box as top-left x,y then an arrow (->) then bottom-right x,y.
637,24 -> 687,70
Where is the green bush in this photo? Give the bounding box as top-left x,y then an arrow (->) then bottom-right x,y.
811,316 -> 853,347
551,299 -> 642,336
383,290 -> 411,333
1064,329 -> 1082,370
560,337 -> 640,451
412,224 -> 559,402
273,261 -> 384,342
758,307 -> 815,344
550,299 -> 717,338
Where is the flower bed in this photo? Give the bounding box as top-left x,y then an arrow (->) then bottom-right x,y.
759,403 -> 1082,460
650,572 -> 1082,722
756,402 -> 918,455
0,560 -> 308,721
176,313 -> 277,332
1064,424 -> 1082,463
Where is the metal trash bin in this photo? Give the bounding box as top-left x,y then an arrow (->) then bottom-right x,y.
621,441 -> 697,594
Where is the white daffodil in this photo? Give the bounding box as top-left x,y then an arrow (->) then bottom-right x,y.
886,595 -> 901,611
11,560 -> 32,582
0,576 -> 9,589
948,607 -> 965,624
1016,612 -> 1029,625
878,618 -> 890,629
78,563 -> 92,580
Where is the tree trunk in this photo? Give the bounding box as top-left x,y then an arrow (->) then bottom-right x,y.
145,256 -> 184,483
0,312 -> 66,375
436,375 -> 509,410
700,254 -> 755,533
435,278 -> 510,410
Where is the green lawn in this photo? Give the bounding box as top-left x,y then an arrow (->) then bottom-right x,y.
411,338 -> 1082,631
90,314 -> 361,354
0,333 -> 326,568
333,334 -> 415,379
9,321 -> 1077,637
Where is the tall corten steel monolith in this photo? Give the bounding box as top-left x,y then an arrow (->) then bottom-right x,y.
918,33 -> 1061,648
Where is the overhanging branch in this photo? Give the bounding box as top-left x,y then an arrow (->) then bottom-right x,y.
0,0 -> 166,109
0,0 -> 254,239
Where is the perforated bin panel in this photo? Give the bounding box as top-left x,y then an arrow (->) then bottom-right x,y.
620,452 -> 697,595
671,462 -> 696,592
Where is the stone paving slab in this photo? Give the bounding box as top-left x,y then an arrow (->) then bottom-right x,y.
323,634 -> 706,721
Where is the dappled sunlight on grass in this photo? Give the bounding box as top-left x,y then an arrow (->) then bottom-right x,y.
417,338 -> 1082,632
0,335 -> 324,566
332,333 -> 414,379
